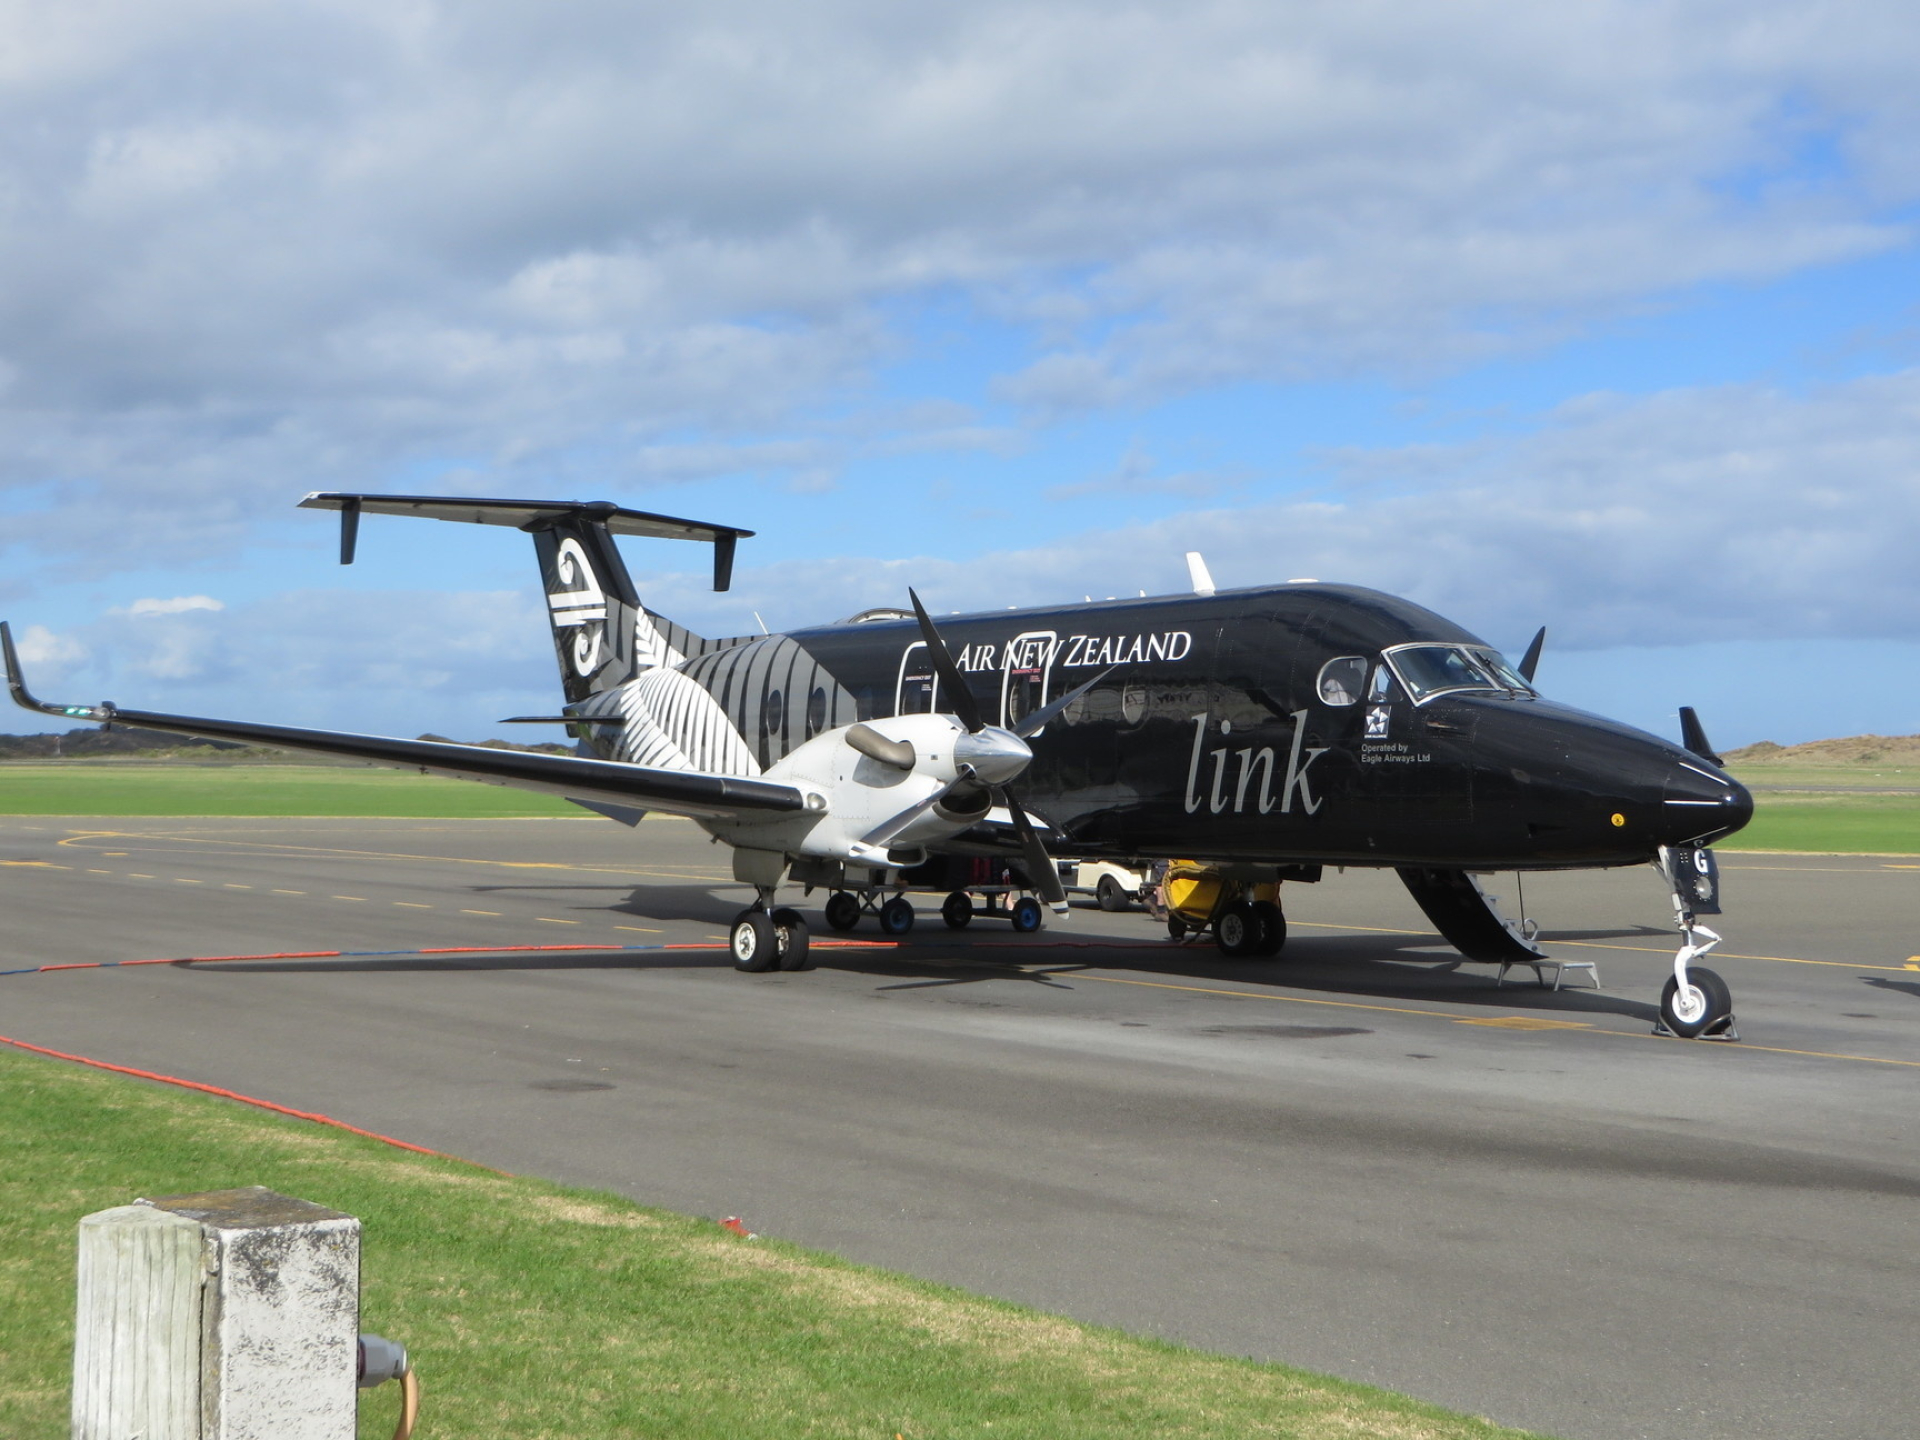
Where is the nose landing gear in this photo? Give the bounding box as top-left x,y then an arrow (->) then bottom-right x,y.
1653,845 -> 1737,1040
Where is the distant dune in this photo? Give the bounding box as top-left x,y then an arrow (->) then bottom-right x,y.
1724,734 -> 1920,766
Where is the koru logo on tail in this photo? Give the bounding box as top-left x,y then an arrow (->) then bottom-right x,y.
548,537 -> 609,678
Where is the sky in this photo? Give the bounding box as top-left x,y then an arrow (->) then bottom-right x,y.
2,0 -> 1918,748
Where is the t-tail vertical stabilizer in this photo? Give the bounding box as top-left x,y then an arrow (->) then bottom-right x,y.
298,493 -> 754,708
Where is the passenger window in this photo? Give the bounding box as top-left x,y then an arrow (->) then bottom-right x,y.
1316,656 -> 1368,706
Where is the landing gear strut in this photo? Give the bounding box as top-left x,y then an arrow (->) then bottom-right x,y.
1653,845 -> 1736,1040
731,889 -> 812,973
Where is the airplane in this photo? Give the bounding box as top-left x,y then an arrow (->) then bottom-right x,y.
2,491 -> 1752,1039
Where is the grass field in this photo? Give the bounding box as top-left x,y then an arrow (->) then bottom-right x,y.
0,1044 -> 1543,1440
0,763 -> 578,818
2,761 -> 1916,852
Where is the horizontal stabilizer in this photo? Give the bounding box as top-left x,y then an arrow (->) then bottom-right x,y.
299,492 -> 753,590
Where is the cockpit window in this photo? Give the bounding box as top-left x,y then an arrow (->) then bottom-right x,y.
1384,644 -> 1535,703
1316,656 -> 1368,706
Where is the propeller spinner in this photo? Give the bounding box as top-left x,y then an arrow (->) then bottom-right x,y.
907,589 -> 1077,911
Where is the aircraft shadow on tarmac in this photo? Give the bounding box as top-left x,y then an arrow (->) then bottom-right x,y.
179,909 -> 1667,1024
1862,975 -> 1920,1001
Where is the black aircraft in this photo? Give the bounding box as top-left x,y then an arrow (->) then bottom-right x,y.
2,492 -> 1752,1037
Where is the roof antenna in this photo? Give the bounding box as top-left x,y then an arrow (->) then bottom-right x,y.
752,611 -> 770,635
1185,552 -> 1216,597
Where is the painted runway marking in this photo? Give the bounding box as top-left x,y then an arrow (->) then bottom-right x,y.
271,888 -> 305,895
53,827 -> 730,883
223,883 -> 252,889
174,877 -> 202,884
332,895 -> 367,902
537,917 -> 579,925
0,860 -> 64,868
462,909 -> 502,916
1456,1016 -> 1595,1031
393,901 -> 433,909
616,926 -> 663,934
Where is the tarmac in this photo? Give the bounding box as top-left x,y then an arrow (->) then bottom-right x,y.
3,813 -> 1916,1440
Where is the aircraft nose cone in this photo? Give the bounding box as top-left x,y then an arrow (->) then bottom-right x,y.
953,727 -> 1032,786
1662,760 -> 1753,844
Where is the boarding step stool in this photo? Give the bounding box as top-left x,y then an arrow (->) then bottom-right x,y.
1495,958 -> 1599,991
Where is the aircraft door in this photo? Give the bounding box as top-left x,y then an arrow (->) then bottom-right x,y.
1000,631 -> 1058,729
896,642 -> 938,715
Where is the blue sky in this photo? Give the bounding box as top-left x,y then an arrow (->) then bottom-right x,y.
3,1 -> 1918,748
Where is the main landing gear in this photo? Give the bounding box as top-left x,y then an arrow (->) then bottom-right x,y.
730,890 -> 813,973
1653,845 -> 1736,1040
1159,864 -> 1287,958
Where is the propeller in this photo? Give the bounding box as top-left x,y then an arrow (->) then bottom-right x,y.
907,589 -> 1077,911
1678,706 -> 1723,766
1517,626 -> 1546,684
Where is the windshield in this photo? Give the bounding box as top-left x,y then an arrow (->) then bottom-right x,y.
1384,644 -> 1535,703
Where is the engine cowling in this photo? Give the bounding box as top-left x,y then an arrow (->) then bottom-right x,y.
703,713 -> 1031,869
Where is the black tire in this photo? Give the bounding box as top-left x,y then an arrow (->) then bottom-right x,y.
1010,896 -> 1043,933
772,907 -> 813,971
1167,915 -> 1188,940
1215,901 -> 1259,957
941,891 -> 973,930
1251,900 -> 1287,956
1096,874 -> 1127,912
824,891 -> 861,932
879,896 -> 915,936
731,911 -> 780,972
1660,965 -> 1732,1038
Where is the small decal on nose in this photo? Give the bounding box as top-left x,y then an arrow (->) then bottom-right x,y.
1610,812 -> 1626,827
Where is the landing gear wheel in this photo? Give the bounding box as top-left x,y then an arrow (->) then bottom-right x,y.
878,896 -> 915,936
1096,874 -> 1127,912
941,891 -> 973,930
1010,896 -> 1044,933
1660,965 -> 1732,1039
1250,900 -> 1287,956
824,891 -> 861,932
1167,915 -> 1188,940
1215,901 -> 1260,957
730,910 -> 780,972
772,907 -> 813,971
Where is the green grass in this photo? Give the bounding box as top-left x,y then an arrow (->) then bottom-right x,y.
0,764 -> 578,818
0,1044 -> 1544,1440
1724,791 -> 1920,854
5,761 -> 1913,854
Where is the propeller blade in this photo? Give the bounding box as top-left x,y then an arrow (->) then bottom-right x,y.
1517,626 -> 1546,684
908,589 -> 985,733
1010,666 -> 1114,739
1678,707 -> 1723,766
1001,785 -> 1068,911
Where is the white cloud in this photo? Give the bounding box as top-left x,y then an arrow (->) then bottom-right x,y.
693,369 -> 1920,651
3,0 -> 1920,571
121,595 -> 224,616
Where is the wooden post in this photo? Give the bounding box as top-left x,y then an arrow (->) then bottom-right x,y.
74,1186 -> 360,1440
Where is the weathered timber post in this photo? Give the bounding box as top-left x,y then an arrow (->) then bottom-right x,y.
74,1186 -> 360,1440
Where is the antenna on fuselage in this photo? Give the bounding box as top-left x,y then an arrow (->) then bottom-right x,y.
1185,552 -> 1216,596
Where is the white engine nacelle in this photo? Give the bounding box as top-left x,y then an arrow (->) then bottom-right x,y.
700,713 -> 1029,869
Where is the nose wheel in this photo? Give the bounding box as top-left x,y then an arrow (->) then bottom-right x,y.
1653,847 -> 1738,1040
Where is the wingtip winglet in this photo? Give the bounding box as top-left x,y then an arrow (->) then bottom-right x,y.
1,620 -> 108,721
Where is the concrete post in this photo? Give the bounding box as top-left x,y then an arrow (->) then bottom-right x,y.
74,1186 -> 360,1440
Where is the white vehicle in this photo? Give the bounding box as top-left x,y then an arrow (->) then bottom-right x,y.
1060,860 -> 1148,912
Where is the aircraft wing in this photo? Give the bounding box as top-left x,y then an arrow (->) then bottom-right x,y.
1,622 -> 805,822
